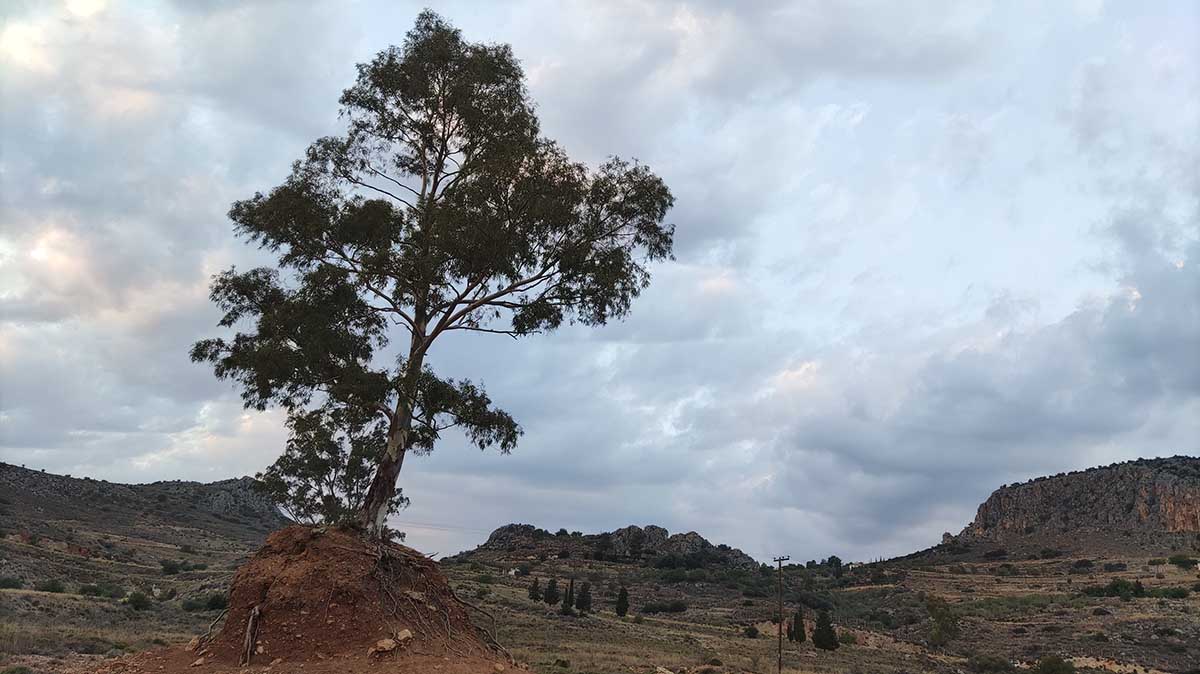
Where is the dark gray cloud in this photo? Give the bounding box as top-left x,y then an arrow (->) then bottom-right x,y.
1,1 -> 1196,563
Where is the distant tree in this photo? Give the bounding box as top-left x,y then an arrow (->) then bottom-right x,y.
812,610 -> 838,650
743,625 -> 759,638
826,555 -> 844,579
593,533 -> 613,561
562,578 -> 576,613
556,529 -> 569,537
189,10 -> 676,537
527,577 -> 541,601
615,587 -> 630,617
575,582 -> 592,613
787,607 -> 805,642
926,596 -> 960,646
543,578 -> 560,606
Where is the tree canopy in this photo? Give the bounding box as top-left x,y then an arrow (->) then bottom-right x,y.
191,10 -> 675,534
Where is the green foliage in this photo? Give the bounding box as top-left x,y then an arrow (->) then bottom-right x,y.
615,587 -> 629,617
812,609 -> 838,650
527,578 -> 541,601
126,592 -> 152,610
1168,554 -> 1198,569
255,406 -> 409,525
0,576 -> 22,589
838,630 -> 857,645
160,559 -> 182,575
190,10 -> 675,530
183,593 -> 228,611
926,596 -> 960,646
1083,578 -> 1145,600
743,625 -> 759,638
788,608 -> 806,642
561,578 -> 576,615
575,582 -> 592,613
543,578 -> 560,605
2,666 -> 34,674
640,600 -> 687,614
1030,656 -> 1076,674
34,579 -> 65,593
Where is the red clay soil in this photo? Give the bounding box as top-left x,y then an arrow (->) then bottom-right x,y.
90,526 -> 515,674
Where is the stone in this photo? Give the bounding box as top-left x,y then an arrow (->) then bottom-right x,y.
184,637 -> 201,652
189,657 -> 204,667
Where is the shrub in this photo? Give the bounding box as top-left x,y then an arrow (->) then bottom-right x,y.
528,578 -> 541,601
2,667 -> 34,674
180,544 -> 196,554
477,573 -> 495,584
1030,656 -> 1075,674
34,579 -> 65,593
743,625 -> 759,638
0,576 -> 22,589
127,592 -> 152,610
812,609 -> 838,650
1039,548 -> 1063,559
1148,558 -> 1166,566
927,596 -> 960,646
160,559 -> 183,575
206,593 -> 228,610
641,600 -> 687,614
615,587 -> 629,617
515,564 -> 530,577
838,630 -> 857,645
1168,555 -> 1198,570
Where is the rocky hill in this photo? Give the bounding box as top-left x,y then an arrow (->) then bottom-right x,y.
450,522 -> 759,570
944,455 -> 1200,556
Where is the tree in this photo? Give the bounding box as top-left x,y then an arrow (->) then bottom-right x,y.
926,595 -> 960,646
826,555 -> 844,579
527,577 -> 541,601
575,582 -> 592,613
543,579 -> 559,606
615,587 -> 629,617
562,578 -> 576,614
812,610 -> 838,650
190,10 -> 676,537
787,607 -> 805,642
255,405 -> 409,528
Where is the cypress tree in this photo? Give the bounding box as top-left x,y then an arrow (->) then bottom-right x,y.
615,587 -> 630,617
561,578 -> 576,615
812,609 -> 838,650
575,582 -> 592,612
528,577 -> 541,601
544,578 -> 559,606
794,608 -> 806,643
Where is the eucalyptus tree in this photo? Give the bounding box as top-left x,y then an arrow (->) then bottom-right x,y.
191,11 -> 675,536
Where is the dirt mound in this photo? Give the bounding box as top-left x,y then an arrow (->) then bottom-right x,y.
95,525 -> 512,673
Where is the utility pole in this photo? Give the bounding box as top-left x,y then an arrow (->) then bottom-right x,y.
773,555 -> 789,674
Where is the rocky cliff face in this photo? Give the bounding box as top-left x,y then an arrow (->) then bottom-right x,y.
463,523 -> 758,569
961,456 -> 1200,541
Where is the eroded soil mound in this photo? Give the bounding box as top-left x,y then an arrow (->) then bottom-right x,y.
95,525 -> 511,673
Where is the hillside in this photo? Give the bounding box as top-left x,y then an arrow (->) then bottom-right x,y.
0,463 -> 288,670
450,523 -> 759,570
938,456 -> 1200,558
2,459 -> 1199,674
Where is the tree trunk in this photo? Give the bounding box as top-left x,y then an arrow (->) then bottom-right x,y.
360,348 -> 424,537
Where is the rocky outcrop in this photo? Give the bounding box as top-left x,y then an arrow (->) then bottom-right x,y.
458,522 -> 758,569
960,456 -> 1200,541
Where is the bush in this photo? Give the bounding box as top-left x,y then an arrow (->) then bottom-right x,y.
743,625 -> 759,638
641,600 -> 688,614
34,579 -> 65,593
126,592 -> 152,610
615,587 -> 629,617
160,559 -> 183,575
1030,656 -> 1075,674
0,576 -> 22,589
180,544 -> 196,554
838,630 -> 857,645
2,667 -> 34,674
927,596 -> 960,646
1168,555 -> 1198,570
1102,562 -> 1127,572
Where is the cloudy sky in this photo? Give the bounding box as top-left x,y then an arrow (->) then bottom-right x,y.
2,0 -> 1197,563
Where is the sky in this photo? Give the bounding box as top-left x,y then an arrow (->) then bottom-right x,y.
1,0 -> 1197,563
